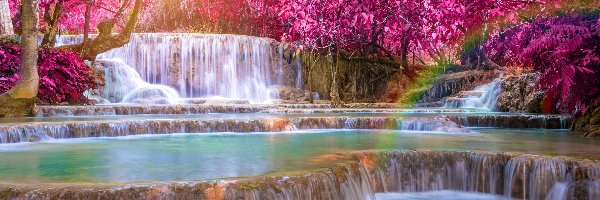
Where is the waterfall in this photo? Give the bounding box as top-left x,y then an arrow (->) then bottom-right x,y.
444,78 -> 502,110
95,59 -> 181,104
4,151 -> 599,199
223,151 -> 600,200
55,33 -> 302,104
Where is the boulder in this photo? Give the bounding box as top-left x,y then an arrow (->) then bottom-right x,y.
496,73 -> 544,113
572,102 -> 600,138
269,85 -> 320,103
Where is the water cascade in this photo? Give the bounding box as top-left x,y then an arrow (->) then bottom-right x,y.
95,59 -> 181,104
223,151 -> 600,200
0,115 -> 574,144
444,78 -> 502,110
56,34 -> 301,103
5,151 -> 597,200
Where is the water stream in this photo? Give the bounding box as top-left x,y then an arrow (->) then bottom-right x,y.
56,34 -> 301,104
444,78 -> 503,111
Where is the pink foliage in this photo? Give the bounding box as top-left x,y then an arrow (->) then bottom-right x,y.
277,0 -> 544,58
0,41 -> 97,104
486,13 -> 600,113
8,0 -> 147,33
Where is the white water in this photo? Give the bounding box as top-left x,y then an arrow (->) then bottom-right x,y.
444,78 -> 502,111
375,191 -> 504,200
97,58 -> 180,104
56,33 -> 298,104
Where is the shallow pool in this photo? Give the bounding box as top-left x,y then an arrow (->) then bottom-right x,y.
0,128 -> 597,184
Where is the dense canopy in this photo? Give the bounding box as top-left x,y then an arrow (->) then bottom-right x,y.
2,0 -> 599,112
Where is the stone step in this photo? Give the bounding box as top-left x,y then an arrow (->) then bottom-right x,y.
1,150 -> 597,199
0,114 -> 572,144
447,114 -> 572,129
34,104 -> 467,117
456,91 -> 484,98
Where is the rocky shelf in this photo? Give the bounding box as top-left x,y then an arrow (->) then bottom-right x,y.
1,150 -> 598,200
0,114 -> 571,144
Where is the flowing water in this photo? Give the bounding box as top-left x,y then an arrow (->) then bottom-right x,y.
375,191 -> 505,200
0,128 -> 598,183
56,34 -> 300,104
444,78 -> 503,110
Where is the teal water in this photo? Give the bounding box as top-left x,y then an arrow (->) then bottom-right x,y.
0,128 -> 597,184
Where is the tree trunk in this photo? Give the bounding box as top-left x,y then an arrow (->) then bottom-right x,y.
330,49 -> 341,107
400,36 -> 409,71
0,0 -> 39,117
0,0 -> 13,35
459,44 -> 500,70
82,0 -> 92,45
59,0 -> 142,60
307,53 -> 314,104
41,0 -> 64,47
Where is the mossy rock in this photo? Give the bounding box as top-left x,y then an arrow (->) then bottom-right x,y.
239,183 -> 261,190
572,102 -> 600,137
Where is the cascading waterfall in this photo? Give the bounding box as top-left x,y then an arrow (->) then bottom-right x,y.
4,151 -> 598,199
0,115 -> 573,144
444,78 -> 502,110
0,116 -> 482,144
95,59 -> 181,104
56,33 -> 301,104
224,151 -> 600,200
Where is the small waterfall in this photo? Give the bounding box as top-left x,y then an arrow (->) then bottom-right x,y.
55,33 -> 303,104
0,117 -> 472,144
3,151 -> 600,199
444,79 -> 502,110
396,117 -> 468,132
219,151 -> 600,200
96,59 -> 181,104
447,115 -> 572,129
587,164 -> 600,200
503,156 -> 571,200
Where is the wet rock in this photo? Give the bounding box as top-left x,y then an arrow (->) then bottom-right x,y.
269,85 -> 319,102
496,73 -> 544,113
91,59 -> 137,103
127,96 -> 170,105
419,70 -> 500,103
415,101 -> 444,107
1,151 -> 598,200
448,114 -> 572,129
572,102 -> 600,138
28,135 -> 42,142
181,98 -> 250,105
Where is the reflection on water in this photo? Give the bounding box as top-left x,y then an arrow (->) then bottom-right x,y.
0,128 -> 598,183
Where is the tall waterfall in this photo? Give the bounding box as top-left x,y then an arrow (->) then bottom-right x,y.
56,33 -> 299,104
